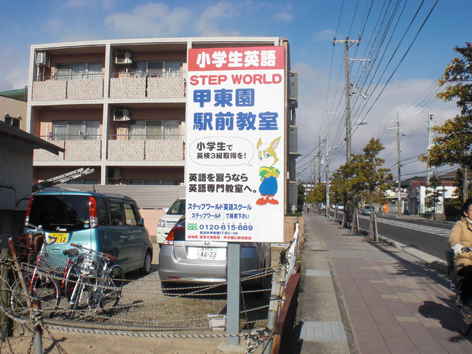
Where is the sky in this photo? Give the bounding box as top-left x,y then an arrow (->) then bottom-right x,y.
1,0 -> 471,183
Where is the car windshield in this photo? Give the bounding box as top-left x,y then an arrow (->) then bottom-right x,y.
28,195 -> 89,231
167,199 -> 185,215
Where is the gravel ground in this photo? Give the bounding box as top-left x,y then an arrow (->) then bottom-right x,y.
1,244 -> 286,353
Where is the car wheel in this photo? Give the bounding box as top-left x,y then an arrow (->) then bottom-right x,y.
140,250 -> 152,275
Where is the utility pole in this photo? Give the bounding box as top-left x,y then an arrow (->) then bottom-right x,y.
318,136 -> 321,184
325,112 -> 330,219
333,37 -> 361,162
312,152 -> 315,192
426,113 -> 435,184
396,111 -> 401,217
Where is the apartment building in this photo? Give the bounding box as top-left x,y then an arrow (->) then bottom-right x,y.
27,37 -> 298,214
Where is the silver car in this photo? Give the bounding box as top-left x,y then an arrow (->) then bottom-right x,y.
158,216 -> 271,291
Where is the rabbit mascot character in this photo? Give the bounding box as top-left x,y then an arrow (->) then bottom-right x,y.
256,137 -> 281,205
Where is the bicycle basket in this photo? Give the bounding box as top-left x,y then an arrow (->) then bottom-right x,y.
36,246 -> 68,275
76,253 -> 95,275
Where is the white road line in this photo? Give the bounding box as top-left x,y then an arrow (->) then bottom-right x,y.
358,214 -> 450,237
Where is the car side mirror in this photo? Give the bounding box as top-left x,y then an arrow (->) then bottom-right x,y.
139,217 -> 145,226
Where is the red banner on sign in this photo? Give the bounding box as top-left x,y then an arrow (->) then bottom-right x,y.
188,46 -> 285,71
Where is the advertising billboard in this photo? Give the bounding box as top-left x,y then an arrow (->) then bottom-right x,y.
186,46 -> 285,243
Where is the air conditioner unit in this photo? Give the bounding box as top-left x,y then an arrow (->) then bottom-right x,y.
113,107 -> 130,122
108,167 -> 121,180
115,50 -> 132,65
289,125 -> 298,155
290,72 -> 298,101
36,51 -> 50,67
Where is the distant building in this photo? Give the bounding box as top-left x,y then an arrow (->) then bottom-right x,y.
0,88 -> 27,131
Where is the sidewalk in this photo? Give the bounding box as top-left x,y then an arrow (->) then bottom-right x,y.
295,212 -> 472,354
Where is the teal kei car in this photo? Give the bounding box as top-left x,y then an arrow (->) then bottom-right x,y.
24,188 -> 153,275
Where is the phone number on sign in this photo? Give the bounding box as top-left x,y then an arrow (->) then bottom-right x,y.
187,223 -> 253,231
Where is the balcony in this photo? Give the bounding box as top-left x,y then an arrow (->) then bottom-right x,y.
33,139 -> 102,163
31,72 -> 186,102
33,134 -> 185,165
32,75 -> 104,101
109,73 -> 186,99
107,135 -> 185,162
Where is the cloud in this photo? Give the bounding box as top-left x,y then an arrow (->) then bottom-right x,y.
64,0 -> 117,10
43,18 -> 64,33
0,79 -> 13,91
295,72 -> 460,181
315,30 -> 335,42
104,3 -> 192,37
194,1 -> 240,36
275,11 -> 293,22
4,66 -> 28,90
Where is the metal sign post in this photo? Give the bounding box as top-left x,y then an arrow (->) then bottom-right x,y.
226,242 -> 241,345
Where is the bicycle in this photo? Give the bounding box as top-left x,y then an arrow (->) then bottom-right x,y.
10,225 -> 99,320
10,225 -> 63,319
446,247 -> 472,334
65,243 -> 124,319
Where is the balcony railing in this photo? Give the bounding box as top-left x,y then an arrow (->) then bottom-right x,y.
33,138 -> 102,162
33,135 -> 185,163
32,75 -> 104,101
107,134 -> 185,162
109,72 -> 186,99
31,72 -> 186,101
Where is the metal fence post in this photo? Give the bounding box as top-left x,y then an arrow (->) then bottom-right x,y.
32,299 -> 43,354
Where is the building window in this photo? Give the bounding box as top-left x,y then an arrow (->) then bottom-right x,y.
129,120 -> 179,140
56,63 -> 102,80
131,61 -> 180,78
53,120 -> 100,140
66,179 -> 99,185
128,180 -> 178,185
4,115 -> 20,128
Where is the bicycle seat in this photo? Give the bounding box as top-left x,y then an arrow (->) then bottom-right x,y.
63,248 -> 80,257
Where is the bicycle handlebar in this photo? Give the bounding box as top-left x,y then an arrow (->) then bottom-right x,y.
25,223 -> 57,246
70,243 -> 115,263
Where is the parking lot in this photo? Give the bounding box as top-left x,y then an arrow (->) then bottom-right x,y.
4,242 -> 284,353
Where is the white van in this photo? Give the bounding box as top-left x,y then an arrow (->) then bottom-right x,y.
156,197 -> 185,246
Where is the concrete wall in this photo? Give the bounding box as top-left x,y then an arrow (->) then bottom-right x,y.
0,210 -> 26,250
140,209 -> 165,238
0,136 -> 33,209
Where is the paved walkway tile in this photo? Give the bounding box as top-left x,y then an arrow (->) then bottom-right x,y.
297,212 -> 472,354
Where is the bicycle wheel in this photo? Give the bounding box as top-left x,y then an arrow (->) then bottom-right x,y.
65,262 -> 89,320
92,265 -> 124,312
10,272 -> 32,319
67,280 -> 86,320
457,279 -> 472,335
11,271 -> 60,319
459,304 -> 472,335
64,262 -> 81,302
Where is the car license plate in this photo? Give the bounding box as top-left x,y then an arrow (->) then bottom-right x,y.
47,233 -> 68,244
188,247 -> 226,260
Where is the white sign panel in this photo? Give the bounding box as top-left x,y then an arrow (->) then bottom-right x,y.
186,46 -> 285,243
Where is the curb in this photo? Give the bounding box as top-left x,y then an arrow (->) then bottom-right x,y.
358,228 -> 449,275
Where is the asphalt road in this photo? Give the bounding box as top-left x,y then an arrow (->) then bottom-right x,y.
328,210 -> 454,262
